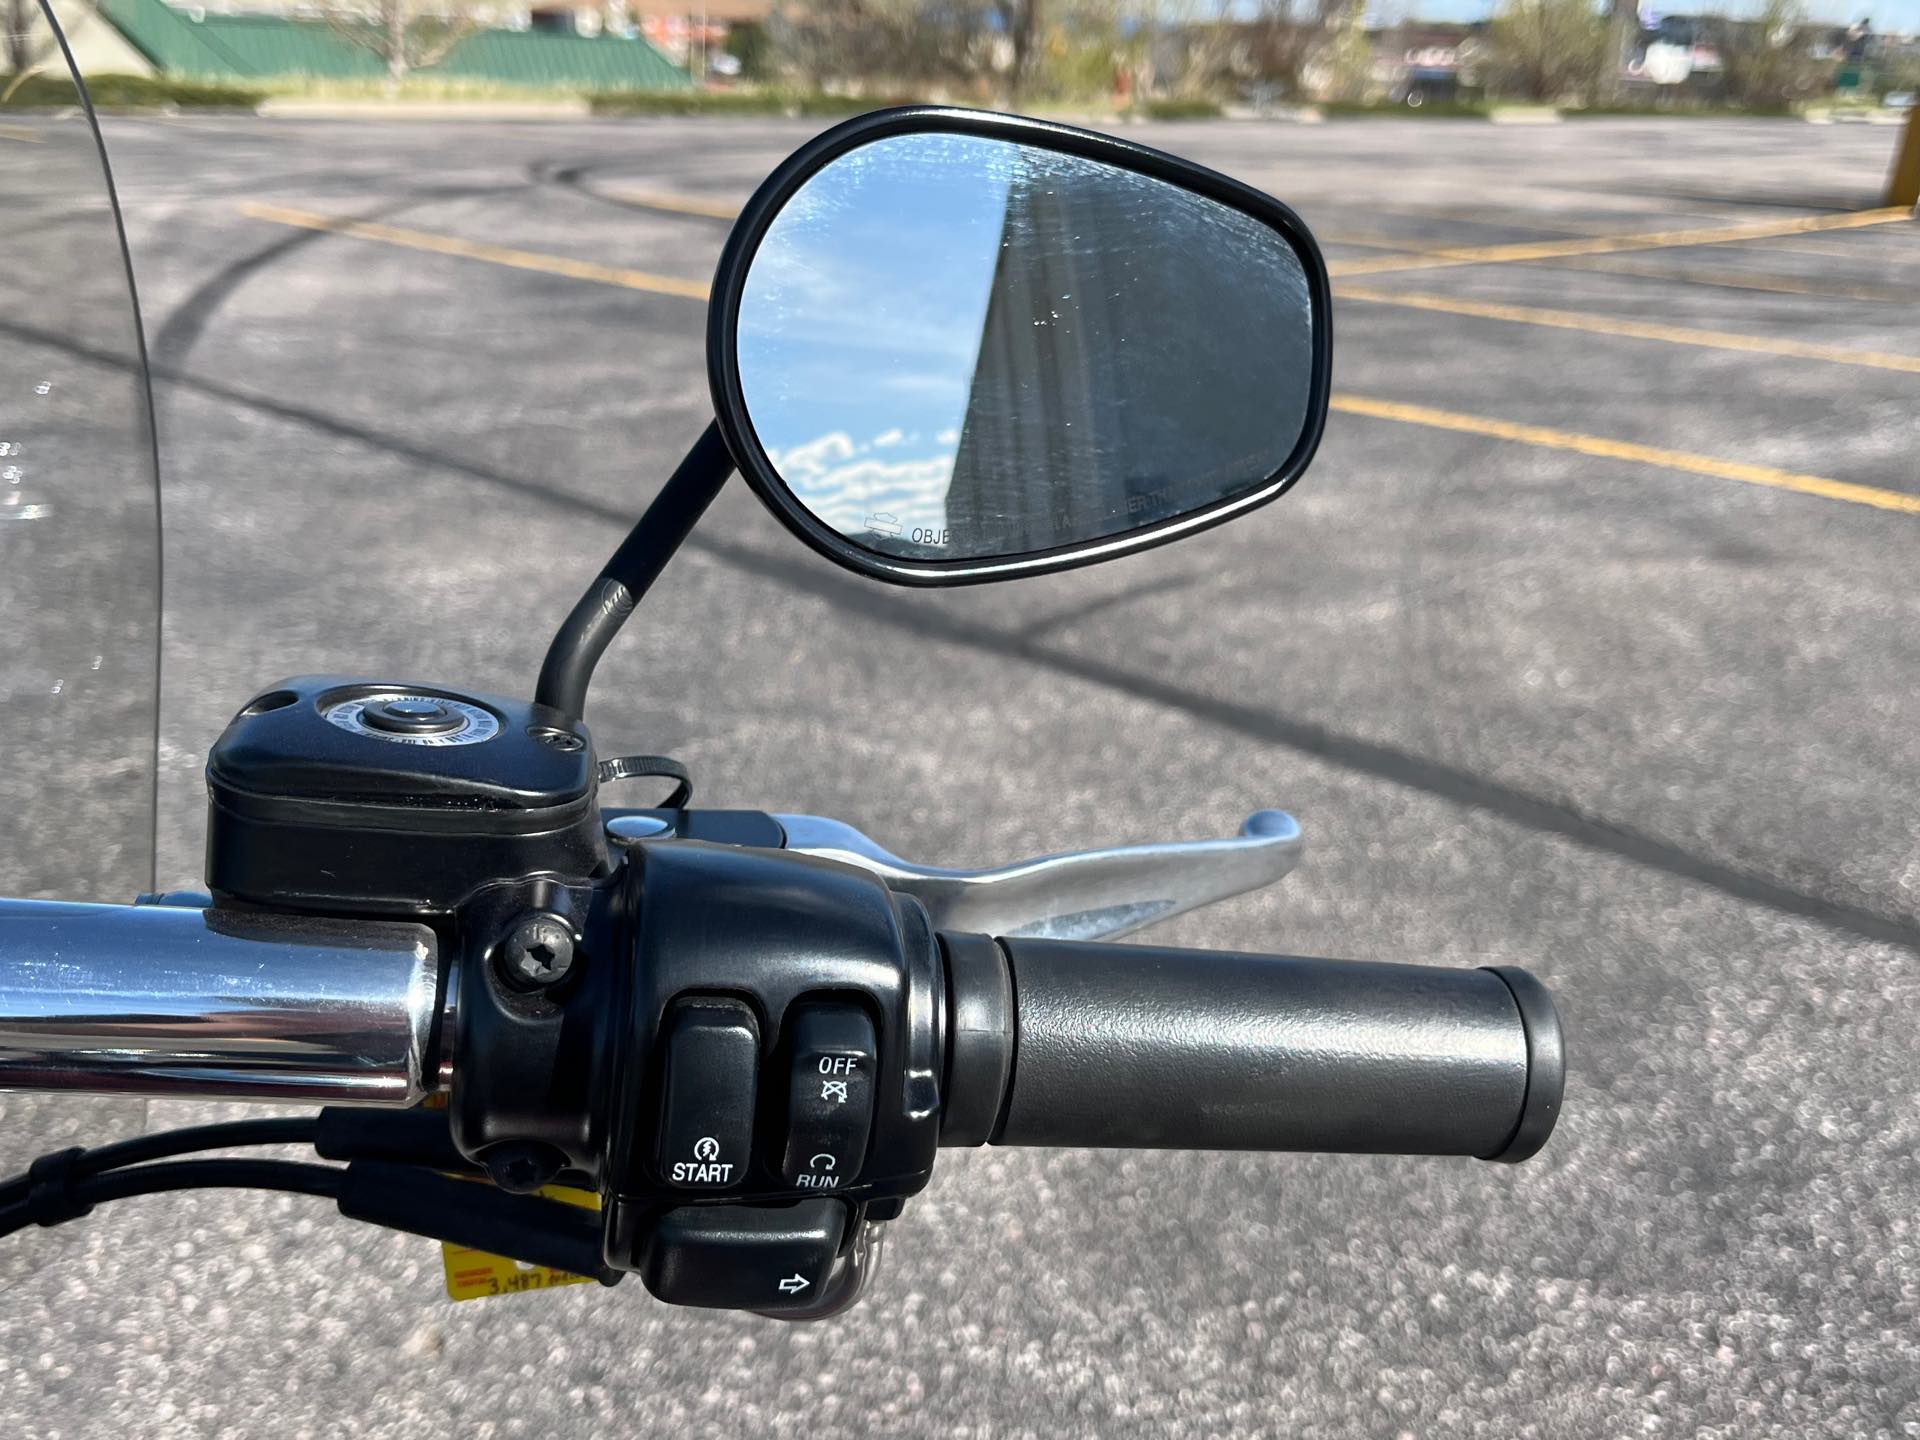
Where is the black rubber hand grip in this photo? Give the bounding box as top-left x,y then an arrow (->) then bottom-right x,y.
940,936 -> 1562,1162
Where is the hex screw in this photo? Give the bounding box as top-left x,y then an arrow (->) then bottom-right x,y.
484,1142 -> 562,1194
496,913 -> 576,991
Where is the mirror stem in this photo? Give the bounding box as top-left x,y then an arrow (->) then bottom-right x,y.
534,421 -> 736,721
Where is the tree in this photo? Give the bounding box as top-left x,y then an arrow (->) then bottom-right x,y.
992,0 -> 1042,101
1242,0 -> 1323,100
1159,0 -> 1376,107
5,0 -> 41,76
322,0 -> 482,83
1704,0 -> 1820,109
724,19 -> 775,82
773,0 -> 987,95
1600,0 -> 1637,103
1879,46 -> 1920,100
1301,0 -> 1373,102
772,0 -> 1074,104
1486,0 -> 1604,102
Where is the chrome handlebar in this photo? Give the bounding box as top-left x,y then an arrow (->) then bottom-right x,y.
0,898 -> 443,1105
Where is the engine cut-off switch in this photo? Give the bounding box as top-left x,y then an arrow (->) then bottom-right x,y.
658,999 -> 758,1190
780,1005 -> 876,1189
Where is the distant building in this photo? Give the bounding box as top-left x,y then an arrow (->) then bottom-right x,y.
57,0 -> 695,89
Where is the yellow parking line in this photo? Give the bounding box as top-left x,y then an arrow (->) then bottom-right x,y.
599,189 -> 1526,259
559,184 -> 1918,294
1355,200 -> 1913,251
1332,199 -> 1731,237
602,186 -> 741,220
1335,248 -> 1919,303
237,199 -> 1913,517
1539,255 -> 1918,305
0,123 -> 42,143
1319,231 -> 1443,255
1331,394 -> 1920,515
1336,284 -> 1920,374
1745,236 -> 1920,263
1328,207 -> 1915,278
598,190 -> 1445,265
238,201 -> 711,300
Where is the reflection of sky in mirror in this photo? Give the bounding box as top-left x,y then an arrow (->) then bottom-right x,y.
737,135 -> 1015,542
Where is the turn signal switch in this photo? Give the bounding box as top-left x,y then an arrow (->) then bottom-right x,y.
639,1199 -> 849,1312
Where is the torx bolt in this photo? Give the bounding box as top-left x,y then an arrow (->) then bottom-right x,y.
497,913 -> 576,991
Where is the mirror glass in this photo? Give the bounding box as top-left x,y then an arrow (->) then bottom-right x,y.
734,131 -> 1318,565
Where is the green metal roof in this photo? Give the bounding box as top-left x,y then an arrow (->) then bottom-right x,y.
95,0 -> 692,89
446,28 -> 691,90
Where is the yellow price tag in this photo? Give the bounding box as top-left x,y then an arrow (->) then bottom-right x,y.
440,1183 -> 602,1302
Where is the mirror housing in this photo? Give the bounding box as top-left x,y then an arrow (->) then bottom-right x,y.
707,107 -> 1333,587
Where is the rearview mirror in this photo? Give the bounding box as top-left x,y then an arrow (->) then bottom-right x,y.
707,109 -> 1332,585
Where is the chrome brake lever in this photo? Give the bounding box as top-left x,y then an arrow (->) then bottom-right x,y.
772,809 -> 1303,942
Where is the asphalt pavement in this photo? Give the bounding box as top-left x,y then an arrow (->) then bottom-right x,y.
0,112 -> 1916,1438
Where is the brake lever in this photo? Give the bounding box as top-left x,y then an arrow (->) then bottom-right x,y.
772,809 -> 1304,941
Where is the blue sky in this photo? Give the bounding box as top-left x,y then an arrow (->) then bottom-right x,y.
736,133 -> 1018,543
1396,0 -> 1914,26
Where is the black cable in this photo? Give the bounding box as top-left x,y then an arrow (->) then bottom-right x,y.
0,1150 -> 619,1285
0,1117 -> 321,1210
80,1158 -> 343,1204
0,1158 -> 343,1242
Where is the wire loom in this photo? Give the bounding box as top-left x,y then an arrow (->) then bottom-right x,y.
0,1116 -> 620,1283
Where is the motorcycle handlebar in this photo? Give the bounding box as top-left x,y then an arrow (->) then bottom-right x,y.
0,899 -> 1563,1165
939,934 -> 1563,1162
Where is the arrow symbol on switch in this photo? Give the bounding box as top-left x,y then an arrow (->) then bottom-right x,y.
776,1274 -> 810,1295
